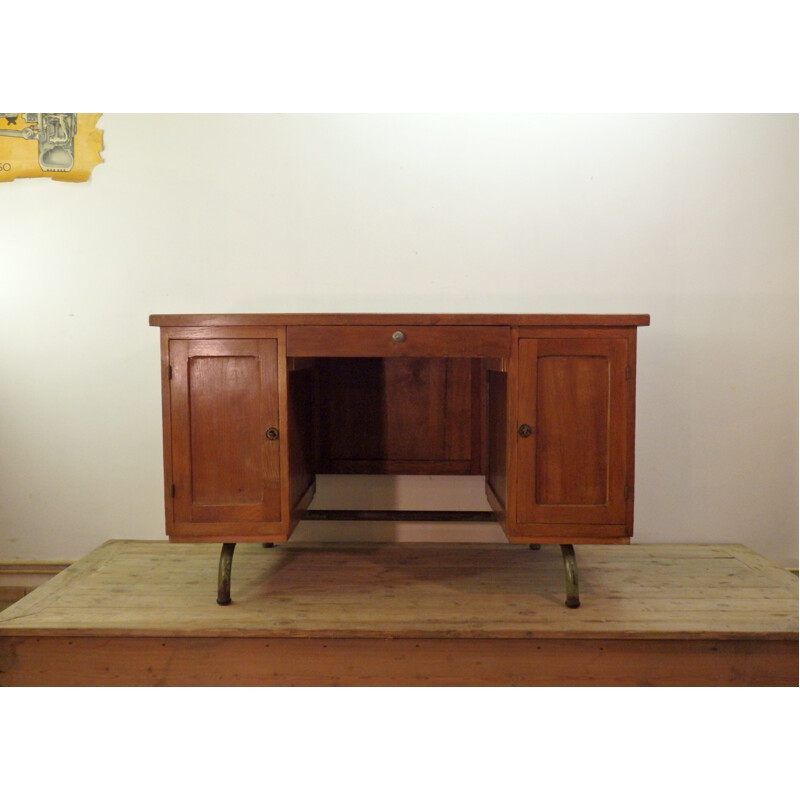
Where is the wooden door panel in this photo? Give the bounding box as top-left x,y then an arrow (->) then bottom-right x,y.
516,338 -> 628,525
188,354 -> 263,506
170,339 -> 281,524
535,352 -> 609,505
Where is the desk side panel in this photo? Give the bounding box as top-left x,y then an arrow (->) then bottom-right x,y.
486,365 -> 508,520
288,362 -> 317,522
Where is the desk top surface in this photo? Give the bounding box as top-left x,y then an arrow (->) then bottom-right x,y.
150,313 -> 650,328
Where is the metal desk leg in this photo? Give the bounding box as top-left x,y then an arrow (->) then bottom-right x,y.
217,543 -> 236,606
560,544 -> 580,608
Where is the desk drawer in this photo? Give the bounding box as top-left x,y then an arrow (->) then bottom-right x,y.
287,325 -> 510,357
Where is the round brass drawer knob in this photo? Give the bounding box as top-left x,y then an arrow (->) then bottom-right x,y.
391,330 -> 406,343
266,427 -> 279,440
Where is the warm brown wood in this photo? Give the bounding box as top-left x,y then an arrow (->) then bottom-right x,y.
158,328 -> 174,528
169,337 -> 282,526
535,345 -> 610,505
486,366 -> 508,510
471,359 -> 487,474
287,325 -> 510,357
506,527 -> 630,543
167,523 -> 288,542
317,357 -> 481,474
287,357 -> 318,371
151,313 -> 651,328
287,363 -> 317,512
624,328 -> 639,535
151,314 -> 649,545
515,335 -> 629,529
0,541 -> 795,686
2,635 -> 794,687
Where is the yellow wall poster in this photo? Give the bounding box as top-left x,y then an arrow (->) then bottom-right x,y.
0,113 -> 104,182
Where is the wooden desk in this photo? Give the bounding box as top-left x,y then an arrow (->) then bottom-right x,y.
149,314 -> 650,605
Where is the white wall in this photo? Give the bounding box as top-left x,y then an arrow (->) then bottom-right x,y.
1,114 -> 796,565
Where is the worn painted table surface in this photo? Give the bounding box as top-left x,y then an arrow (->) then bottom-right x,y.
0,540 -> 796,640
1,541 -> 796,686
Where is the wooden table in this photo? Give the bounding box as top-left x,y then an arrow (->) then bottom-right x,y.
0,541 -> 796,686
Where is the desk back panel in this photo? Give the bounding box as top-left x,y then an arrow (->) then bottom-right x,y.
317,357 -> 484,475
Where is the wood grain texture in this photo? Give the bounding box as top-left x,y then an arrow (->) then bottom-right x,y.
3,541 -> 795,638
0,587 -> 27,613
151,314 -> 651,329
152,315 -> 649,545
287,364 -> 317,511
486,367 -> 508,509
1,635 -> 793,687
318,358 -> 480,474
536,352 -> 610,505
288,325 -> 510,358
169,338 -> 282,525
0,541 -> 794,685
517,337 -> 628,523
187,352 -> 264,506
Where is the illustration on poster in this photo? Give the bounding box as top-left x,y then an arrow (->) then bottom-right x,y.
0,114 -> 103,182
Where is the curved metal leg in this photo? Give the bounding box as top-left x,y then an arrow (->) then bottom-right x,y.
560,544 -> 580,608
217,543 -> 236,606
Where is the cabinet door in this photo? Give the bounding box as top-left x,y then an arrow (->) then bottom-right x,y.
169,338 -> 281,524
516,337 -> 628,525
